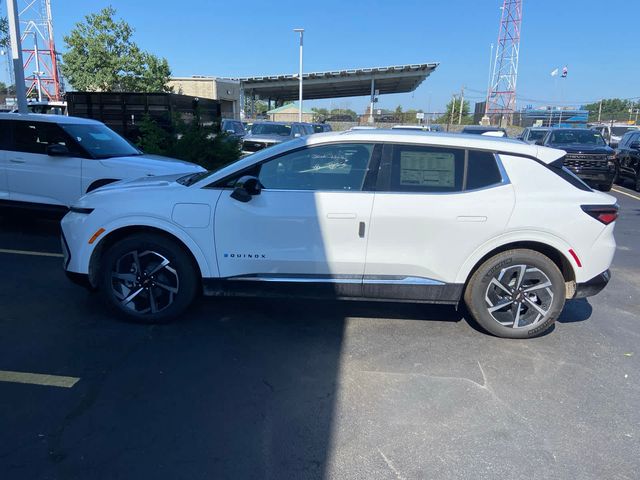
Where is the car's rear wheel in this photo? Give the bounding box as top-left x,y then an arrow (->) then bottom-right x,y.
98,233 -> 199,323
464,249 -> 566,339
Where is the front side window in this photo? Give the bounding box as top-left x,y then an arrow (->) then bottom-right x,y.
258,143 -> 374,191
11,121 -> 81,155
389,145 -> 464,192
60,123 -> 141,159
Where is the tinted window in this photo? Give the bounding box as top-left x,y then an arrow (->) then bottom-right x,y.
466,151 -> 503,189
12,121 -> 82,155
389,145 -> 464,192
258,143 -> 374,191
251,123 -> 292,136
0,120 -> 11,149
548,130 -> 606,146
527,130 -> 547,141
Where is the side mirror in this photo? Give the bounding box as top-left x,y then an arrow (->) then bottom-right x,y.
230,175 -> 263,203
534,138 -> 545,146
46,144 -> 70,156
294,133 -> 301,138
226,129 -> 235,134
630,141 -> 640,150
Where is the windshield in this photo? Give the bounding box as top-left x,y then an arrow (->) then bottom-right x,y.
250,124 -> 292,136
612,126 -> 638,137
548,130 -> 606,146
61,124 -> 141,159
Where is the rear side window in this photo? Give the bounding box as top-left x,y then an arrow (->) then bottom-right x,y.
388,145 -> 464,192
0,120 -> 11,149
466,150 -> 503,190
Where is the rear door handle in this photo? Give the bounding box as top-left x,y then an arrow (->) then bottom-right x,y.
358,222 -> 366,238
10,159 -> 25,164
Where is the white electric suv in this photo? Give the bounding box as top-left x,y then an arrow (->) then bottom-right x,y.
0,113 -> 204,210
61,130 -> 617,338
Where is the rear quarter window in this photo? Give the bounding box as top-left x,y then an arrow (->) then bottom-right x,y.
466,150 -> 503,190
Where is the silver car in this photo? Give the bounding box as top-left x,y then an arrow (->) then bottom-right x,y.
241,122 -> 312,154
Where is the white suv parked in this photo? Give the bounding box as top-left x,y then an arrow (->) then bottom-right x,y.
0,113 -> 204,210
61,130 -> 617,338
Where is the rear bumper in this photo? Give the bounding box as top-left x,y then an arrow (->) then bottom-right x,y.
574,269 -> 611,298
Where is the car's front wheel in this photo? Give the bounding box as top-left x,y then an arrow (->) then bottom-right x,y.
464,249 -> 566,339
98,233 -> 199,323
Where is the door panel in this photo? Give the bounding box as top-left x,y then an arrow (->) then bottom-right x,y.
6,121 -> 82,207
363,145 -> 515,299
0,120 -> 10,199
214,190 -> 374,280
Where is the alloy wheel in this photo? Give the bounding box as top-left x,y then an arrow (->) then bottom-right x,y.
484,264 -> 554,329
110,250 -> 179,314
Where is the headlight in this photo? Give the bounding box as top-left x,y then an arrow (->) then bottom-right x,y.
606,155 -> 616,161
69,206 -> 94,214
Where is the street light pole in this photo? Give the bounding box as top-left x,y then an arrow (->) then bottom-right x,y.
6,0 -> 27,113
293,28 -> 304,123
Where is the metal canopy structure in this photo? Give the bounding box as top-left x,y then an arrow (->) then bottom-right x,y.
229,62 -> 439,102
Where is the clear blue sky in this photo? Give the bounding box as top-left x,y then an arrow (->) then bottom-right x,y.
5,0 -> 639,113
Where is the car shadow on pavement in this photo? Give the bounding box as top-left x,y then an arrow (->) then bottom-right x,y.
556,298 -> 593,324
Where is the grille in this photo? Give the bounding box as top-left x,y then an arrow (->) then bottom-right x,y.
564,158 -> 607,169
243,141 -> 266,152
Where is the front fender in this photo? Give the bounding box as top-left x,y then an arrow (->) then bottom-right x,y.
64,214 -> 214,279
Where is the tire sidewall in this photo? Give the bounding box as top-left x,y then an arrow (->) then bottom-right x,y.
465,249 -> 565,339
98,233 -> 198,323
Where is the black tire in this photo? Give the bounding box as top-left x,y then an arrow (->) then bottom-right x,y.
98,233 -> 199,323
635,173 -> 640,192
598,183 -> 613,192
464,249 -> 565,339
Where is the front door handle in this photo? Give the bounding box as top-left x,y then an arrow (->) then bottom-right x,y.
358,222 -> 365,238
10,158 -> 25,164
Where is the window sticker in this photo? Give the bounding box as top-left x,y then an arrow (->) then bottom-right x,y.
399,151 -> 455,187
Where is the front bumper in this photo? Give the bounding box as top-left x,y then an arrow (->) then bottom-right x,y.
574,269 -> 611,298
567,167 -> 615,186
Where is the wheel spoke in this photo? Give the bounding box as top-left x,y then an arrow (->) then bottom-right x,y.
154,281 -> 178,294
488,299 -> 514,313
122,287 -> 144,305
524,281 -> 552,293
489,277 -> 512,295
147,258 -> 170,277
512,302 -> 522,328
149,289 -> 158,313
514,265 -> 527,290
112,272 -> 136,283
524,297 -> 549,316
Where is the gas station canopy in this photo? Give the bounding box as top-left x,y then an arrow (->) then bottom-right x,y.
228,62 -> 439,101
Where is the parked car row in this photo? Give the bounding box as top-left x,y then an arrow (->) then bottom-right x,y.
241,121 -> 331,154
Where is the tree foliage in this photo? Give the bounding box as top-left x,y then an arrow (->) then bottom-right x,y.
582,98 -> 639,122
137,113 -> 241,171
0,16 -> 8,49
60,7 -> 171,92
434,97 -> 472,124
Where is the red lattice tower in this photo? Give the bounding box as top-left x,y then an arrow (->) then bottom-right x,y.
19,0 -> 62,101
486,0 -> 523,124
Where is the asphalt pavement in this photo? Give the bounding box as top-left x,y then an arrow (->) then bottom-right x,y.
0,187 -> 638,480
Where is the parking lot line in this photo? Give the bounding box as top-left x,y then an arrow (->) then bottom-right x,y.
0,370 -> 79,388
0,248 -> 63,258
612,188 -> 640,201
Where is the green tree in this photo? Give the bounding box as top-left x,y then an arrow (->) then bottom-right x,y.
435,97 -> 472,124
0,17 -> 8,49
395,105 -> 403,115
60,7 -> 171,92
583,98 -> 638,123
329,108 -> 358,121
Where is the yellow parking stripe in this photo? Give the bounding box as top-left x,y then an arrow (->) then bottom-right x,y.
612,188 -> 640,201
0,370 -> 79,388
0,248 -> 63,258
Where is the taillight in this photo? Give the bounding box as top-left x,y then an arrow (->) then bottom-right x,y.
581,204 -> 619,225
